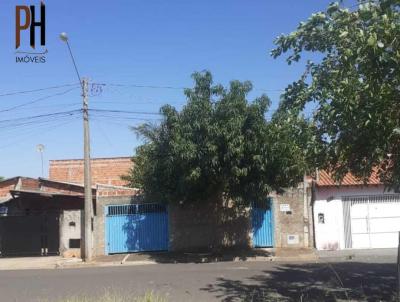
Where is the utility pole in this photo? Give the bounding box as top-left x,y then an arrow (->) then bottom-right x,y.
60,32 -> 93,262
397,231 -> 400,302
82,78 -> 93,262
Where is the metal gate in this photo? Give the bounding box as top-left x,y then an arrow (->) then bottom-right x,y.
252,198 -> 274,247
0,213 -> 60,257
105,204 -> 168,254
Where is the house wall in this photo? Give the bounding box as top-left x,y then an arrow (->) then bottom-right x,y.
49,157 -> 132,187
313,185 -> 390,250
271,184 -> 313,249
59,210 -> 82,258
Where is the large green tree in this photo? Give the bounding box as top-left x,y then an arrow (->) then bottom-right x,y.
272,0 -> 400,187
125,71 -> 312,204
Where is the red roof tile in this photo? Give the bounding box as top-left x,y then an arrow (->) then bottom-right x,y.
316,169 -> 381,186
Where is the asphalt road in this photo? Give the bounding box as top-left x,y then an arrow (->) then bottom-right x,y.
0,259 -> 397,302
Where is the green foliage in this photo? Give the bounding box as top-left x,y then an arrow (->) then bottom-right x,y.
272,0 -> 400,187
126,71 -> 311,204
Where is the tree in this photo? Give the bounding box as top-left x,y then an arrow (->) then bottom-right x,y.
0,177 -> 3,182
125,71 -> 311,204
271,0 -> 400,188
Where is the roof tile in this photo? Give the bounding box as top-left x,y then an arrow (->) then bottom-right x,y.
316,169 -> 381,186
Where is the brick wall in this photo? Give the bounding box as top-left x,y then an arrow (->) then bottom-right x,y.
40,181 -> 85,196
49,157 -> 133,186
0,179 -> 17,198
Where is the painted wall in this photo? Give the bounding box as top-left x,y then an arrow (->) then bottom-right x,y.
59,210 -> 81,258
313,185 -> 390,250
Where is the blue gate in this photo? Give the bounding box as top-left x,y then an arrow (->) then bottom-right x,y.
252,198 -> 274,247
105,204 -> 168,254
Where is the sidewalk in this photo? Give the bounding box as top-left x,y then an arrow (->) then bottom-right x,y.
0,256 -> 82,270
317,248 -> 398,263
90,248 -> 317,266
0,248 -> 318,270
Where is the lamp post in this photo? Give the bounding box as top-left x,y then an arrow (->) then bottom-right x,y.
60,32 -> 93,261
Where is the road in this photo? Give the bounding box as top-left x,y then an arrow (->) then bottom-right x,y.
0,258 -> 397,302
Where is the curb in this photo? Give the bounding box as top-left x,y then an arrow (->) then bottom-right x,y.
0,253 -> 319,271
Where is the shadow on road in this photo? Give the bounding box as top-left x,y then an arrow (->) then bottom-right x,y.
126,248 -> 273,264
201,262 -> 397,302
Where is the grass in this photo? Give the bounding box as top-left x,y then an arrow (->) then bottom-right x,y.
52,291 -> 166,302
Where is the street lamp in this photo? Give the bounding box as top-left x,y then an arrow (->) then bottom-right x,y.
59,32 -> 68,42
60,32 -> 93,262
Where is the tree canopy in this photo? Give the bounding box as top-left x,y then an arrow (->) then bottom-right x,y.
125,71 -> 312,204
272,0 -> 400,187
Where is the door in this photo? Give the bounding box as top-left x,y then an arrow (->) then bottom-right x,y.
106,204 -> 168,254
252,198 -> 274,247
349,195 -> 400,249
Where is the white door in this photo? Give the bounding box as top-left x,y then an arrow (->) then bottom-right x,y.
350,195 -> 400,249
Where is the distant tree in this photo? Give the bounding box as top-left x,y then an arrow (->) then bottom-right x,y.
125,71 -> 312,204
0,177 -> 4,182
271,0 -> 400,188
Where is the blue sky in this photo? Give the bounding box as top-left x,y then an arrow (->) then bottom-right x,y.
0,0 -> 340,178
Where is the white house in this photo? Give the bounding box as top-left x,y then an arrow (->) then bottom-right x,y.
313,170 -> 400,250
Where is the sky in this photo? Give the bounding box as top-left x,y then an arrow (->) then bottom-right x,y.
0,0 -> 343,178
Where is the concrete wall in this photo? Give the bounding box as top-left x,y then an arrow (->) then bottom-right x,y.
313,184 -> 390,250
94,194 -> 252,255
169,199 -> 251,252
93,184 -> 313,255
59,210 -> 81,258
271,184 -> 313,249
49,157 -> 132,187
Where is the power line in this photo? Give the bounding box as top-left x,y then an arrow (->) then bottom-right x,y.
0,114 -> 80,131
0,87 -> 79,113
90,114 -> 160,122
0,109 -> 81,125
0,83 -> 79,98
96,82 -> 285,93
89,109 -> 162,116
0,114 -> 80,137
0,117 -> 80,150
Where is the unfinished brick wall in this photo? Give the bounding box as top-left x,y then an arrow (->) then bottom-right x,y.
0,179 -> 17,198
40,181 -> 85,196
0,177 -> 39,198
49,157 -> 133,186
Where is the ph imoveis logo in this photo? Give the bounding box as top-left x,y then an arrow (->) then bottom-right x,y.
15,2 -> 47,63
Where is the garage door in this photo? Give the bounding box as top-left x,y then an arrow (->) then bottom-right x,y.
0,213 -> 60,257
105,204 -> 168,254
345,195 -> 400,249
